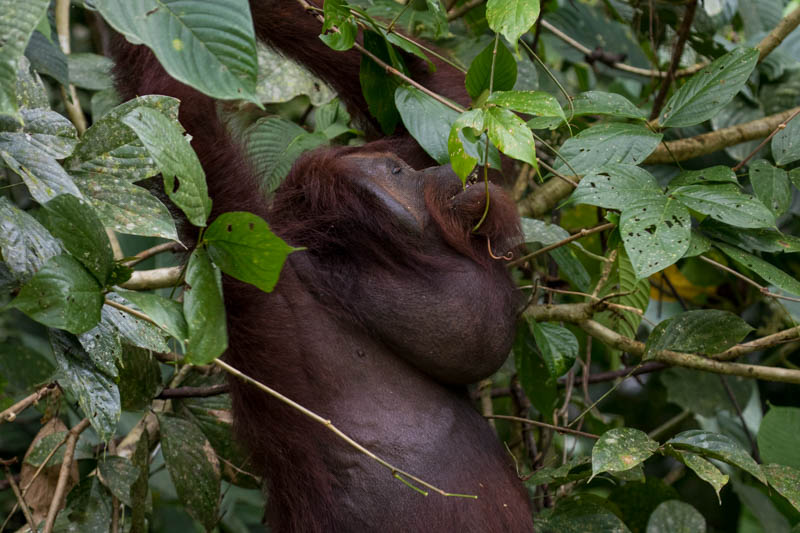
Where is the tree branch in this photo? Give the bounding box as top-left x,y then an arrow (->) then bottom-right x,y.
649,0 -> 698,120
43,418 -> 91,533
157,384 -> 230,399
485,414 -> 599,440
55,0 -> 87,134
118,265 -> 183,290
757,4 -> 800,62
0,383 -> 57,424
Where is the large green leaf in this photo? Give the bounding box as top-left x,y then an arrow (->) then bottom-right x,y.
701,219 -> 800,253
591,428 -> 659,479
360,30 -> 402,135
668,430 -> 765,483
671,184 -> 775,228
667,166 -> 739,188
98,456 -> 140,508
246,116 -> 327,193
50,330 -> 120,441
66,95 -> 180,182
540,498 -> 632,533
113,288 -> 188,348
621,194 -> 691,278
485,106 -> 536,167
488,90 -> 565,121
716,242 -> 800,296
395,86 -> 458,165
184,248 -> 227,364
157,413 -> 221,531
513,320 -> 557,416
61,477 -> 113,533
448,109 -> 484,181
93,0 -> 258,103
103,292 -> 170,353
205,211 -> 294,293
570,164 -> 661,210
71,171 -> 179,241
672,451 -> 729,502
661,368 -> 751,418
465,39 -> 517,101
520,217 -> 591,291
555,123 -> 662,174
644,310 -> 753,358
0,0 -> 50,115
77,318 -> 121,379
67,53 -> 115,91
569,91 -> 646,120
594,246 -> 650,344
40,195 -> 114,285
320,0 -> 358,51
485,0 -> 540,45
116,345 -> 162,411
0,197 -> 62,280
122,107 -> 212,227
10,254 -> 103,334
757,406 -> 800,469
531,321 -> 577,379
646,500 -> 706,533
659,47 -> 759,127
749,160 -> 791,216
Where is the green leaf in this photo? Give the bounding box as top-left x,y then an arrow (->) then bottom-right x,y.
67,53 -> 114,91
513,320 -> 557,416
11,254 -> 103,334
594,246 -> 650,344
66,95 -> 181,182
40,195 -> 114,285
385,33 -> 434,71
757,406 -> 800,469
157,413 -> 221,531
71,171 -> 179,241
205,212 -> 294,293
485,0 -> 540,45
671,184 -> 776,228
520,217 -> 591,291
659,48 -> 759,127
396,85 -> 458,165
485,106 -> 536,167
77,318 -> 121,378
360,30 -> 403,135
98,456 -> 140,507
531,321 -> 577,378
24,31 -> 68,88
591,428 -> 659,479
525,456 -> 591,487
465,39 -> 517,101
621,194 -> 691,278
184,248 -> 227,364
771,113 -> 800,165
644,310 -> 753,359
122,107 -> 212,227
113,288 -> 188,348
668,166 -> 739,188
15,55 -> 50,109
448,109 -> 484,181
661,368 -> 752,418
129,429 -> 150,533
62,477 -> 113,533
0,0 -> 50,115
668,430 -> 765,483
103,292 -> 170,353
672,451 -> 729,502
570,91 -> 646,120
246,116 -> 327,193
542,498 -> 632,533
116,345 -> 161,411
749,159 -> 791,216
555,123 -> 662,174
646,500 -> 706,533
716,242 -> 800,296
0,196 -> 62,281
570,163 -> 661,210
762,464 -> 800,512
423,0 -> 448,38
702,219 -> 800,253
50,330 -> 120,441
734,482 -> 792,533
320,7 -> 357,51
93,0 -> 258,103
488,90 -> 565,122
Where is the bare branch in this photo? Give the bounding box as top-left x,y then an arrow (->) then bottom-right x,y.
118,266 -> 183,290
484,415 -> 599,440
55,0 -> 87,134
42,418 -> 91,533
757,4 -> 800,62
0,384 -> 57,425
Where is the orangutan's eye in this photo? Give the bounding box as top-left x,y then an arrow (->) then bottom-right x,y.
392,167 -> 402,175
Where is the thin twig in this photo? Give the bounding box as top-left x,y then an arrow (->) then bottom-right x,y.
718,375 -> 760,462
157,384 -> 230,399
537,160 -> 578,188
732,107 -> 800,172
510,222 -> 615,268
124,242 -> 183,267
650,0 -> 698,121
485,415 -> 599,440
647,409 -> 691,441
214,358 -> 477,499
699,255 -> 800,302
55,0 -> 87,134
0,383 -> 57,424
2,462 -> 37,533
43,418 -> 91,533
118,265 -> 183,290
104,299 -> 158,326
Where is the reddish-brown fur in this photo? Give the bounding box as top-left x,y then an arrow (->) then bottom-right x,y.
112,1 -> 533,530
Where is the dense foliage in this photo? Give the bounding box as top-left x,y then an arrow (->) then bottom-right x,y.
1,0 -> 800,531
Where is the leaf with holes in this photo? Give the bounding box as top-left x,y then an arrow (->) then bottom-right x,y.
570,164 -> 662,210
716,242 -> 800,296
620,195 -> 691,278
592,428 -> 659,479
659,47 -> 758,127
644,310 -> 753,359
320,0 -> 357,51
749,159 -> 791,216
555,123 -> 662,174
668,166 -> 739,188
93,0 -> 258,103
205,212 -> 295,293
671,184 -> 775,228
485,106 -> 536,167
122,107 -> 211,227
668,430 -> 765,483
